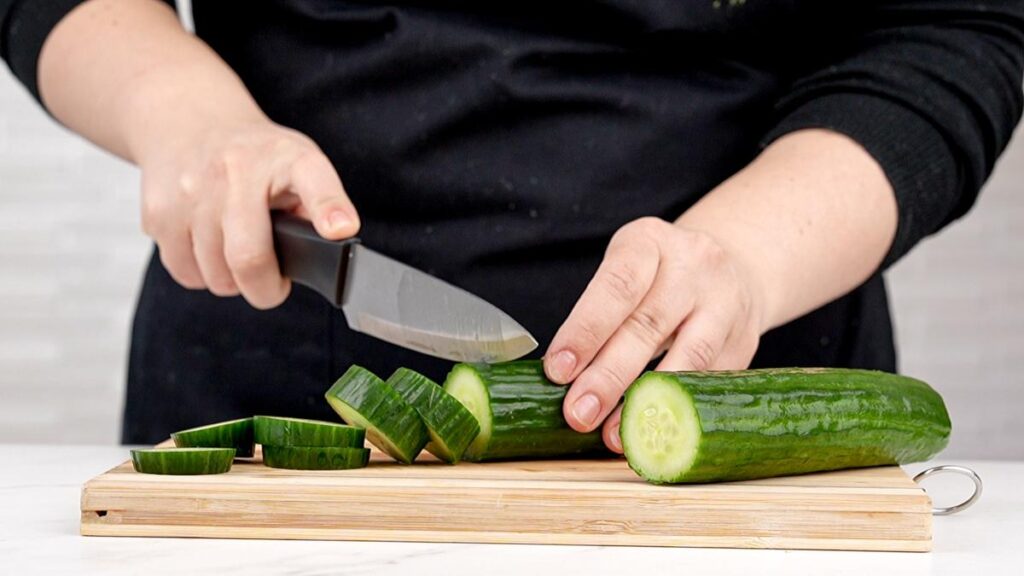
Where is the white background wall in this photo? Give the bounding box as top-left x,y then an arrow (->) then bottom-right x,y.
1,67 -> 1021,458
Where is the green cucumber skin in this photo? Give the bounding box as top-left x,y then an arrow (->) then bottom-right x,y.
387,368 -> 481,464
253,416 -> 365,448
171,418 -> 255,458
131,448 -> 236,475
325,365 -> 428,464
447,361 -> 608,461
624,368 -> 951,484
262,446 -> 371,470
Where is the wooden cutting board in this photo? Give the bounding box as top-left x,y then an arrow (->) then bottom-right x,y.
81,447 -> 932,551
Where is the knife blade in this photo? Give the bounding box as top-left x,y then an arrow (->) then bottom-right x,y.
271,212 -> 538,362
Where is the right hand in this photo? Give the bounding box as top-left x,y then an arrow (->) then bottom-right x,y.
138,119 -> 359,309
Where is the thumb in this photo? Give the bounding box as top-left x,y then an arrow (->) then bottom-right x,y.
285,151 -> 360,240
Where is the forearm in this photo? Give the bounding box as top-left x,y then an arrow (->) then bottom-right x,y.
38,0 -> 266,163
676,128 -> 898,332
35,0 -> 356,307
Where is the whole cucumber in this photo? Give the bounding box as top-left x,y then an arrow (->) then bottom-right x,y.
621,368 -> 951,484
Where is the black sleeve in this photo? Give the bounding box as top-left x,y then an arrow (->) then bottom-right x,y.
762,0 -> 1024,267
1,0 -> 178,102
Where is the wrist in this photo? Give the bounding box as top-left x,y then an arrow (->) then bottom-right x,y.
121,61 -> 267,165
671,130 -> 897,334
671,215 -> 780,335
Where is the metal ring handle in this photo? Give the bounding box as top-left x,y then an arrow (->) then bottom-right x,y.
913,465 -> 983,516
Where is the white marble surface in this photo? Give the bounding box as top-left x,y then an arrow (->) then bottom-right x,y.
0,445 -> 1021,575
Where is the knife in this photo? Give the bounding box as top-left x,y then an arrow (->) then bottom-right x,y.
270,212 -> 538,363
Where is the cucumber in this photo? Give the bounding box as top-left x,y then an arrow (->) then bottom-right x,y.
386,368 -> 481,464
262,446 -> 371,470
324,365 -> 429,464
170,417 -> 255,457
621,368 -> 952,484
442,360 -> 608,461
130,448 -> 235,475
253,415 -> 365,448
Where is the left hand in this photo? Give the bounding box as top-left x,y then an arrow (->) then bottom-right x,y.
544,217 -> 767,453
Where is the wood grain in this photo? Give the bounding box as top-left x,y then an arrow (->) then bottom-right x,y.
80,447 -> 932,551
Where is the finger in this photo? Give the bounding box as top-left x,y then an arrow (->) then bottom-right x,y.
285,151 -> 359,240
708,329 -> 759,371
655,308 -> 732,372
651,335 -> 675,362
191,202 -> 240,297
156,228 -> 205,290
562,262 -> 695,432
223,179 -> 291,310
544,220 -> 664,384
602,405 -> 624,454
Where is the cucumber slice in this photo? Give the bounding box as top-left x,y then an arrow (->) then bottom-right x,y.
130,448 -> 235,475
170,417 -> 255,457
621,369 -> 952,484
253,415 -> 365,448
443,361 -> 608,461
262,446 -> 371,470
324,365 -> 428,464
386,368 -> 481,464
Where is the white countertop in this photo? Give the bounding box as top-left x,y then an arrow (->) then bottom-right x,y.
0,445 -> 1021,575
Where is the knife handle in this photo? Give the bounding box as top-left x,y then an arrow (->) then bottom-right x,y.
271,211 -> 359,307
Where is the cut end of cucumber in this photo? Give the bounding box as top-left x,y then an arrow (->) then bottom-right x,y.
443,365 -> 492,459
621,373 -> 701,484
326,396 -> 414,463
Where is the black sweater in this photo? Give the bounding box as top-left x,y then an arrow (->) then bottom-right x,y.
4,1 -> 1022,263
1,1 -> 1022,441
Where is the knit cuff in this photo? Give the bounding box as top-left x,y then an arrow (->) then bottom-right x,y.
761,92 -> 960,268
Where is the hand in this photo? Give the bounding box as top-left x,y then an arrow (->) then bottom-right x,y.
139,119 -> 359,309
544,217 -> 766,453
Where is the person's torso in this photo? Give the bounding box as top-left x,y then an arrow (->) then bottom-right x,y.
123,1 -> 894,444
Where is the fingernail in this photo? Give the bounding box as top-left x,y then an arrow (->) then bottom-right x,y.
547,350 -> 577,383
609,426 -> 622,452
328,210 -> 351,233
572,393 -> 601,428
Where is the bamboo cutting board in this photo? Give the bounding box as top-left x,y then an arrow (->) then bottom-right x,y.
81,447 -> 932,551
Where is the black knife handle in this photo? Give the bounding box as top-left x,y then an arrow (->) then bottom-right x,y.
271,211 -> 359,307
